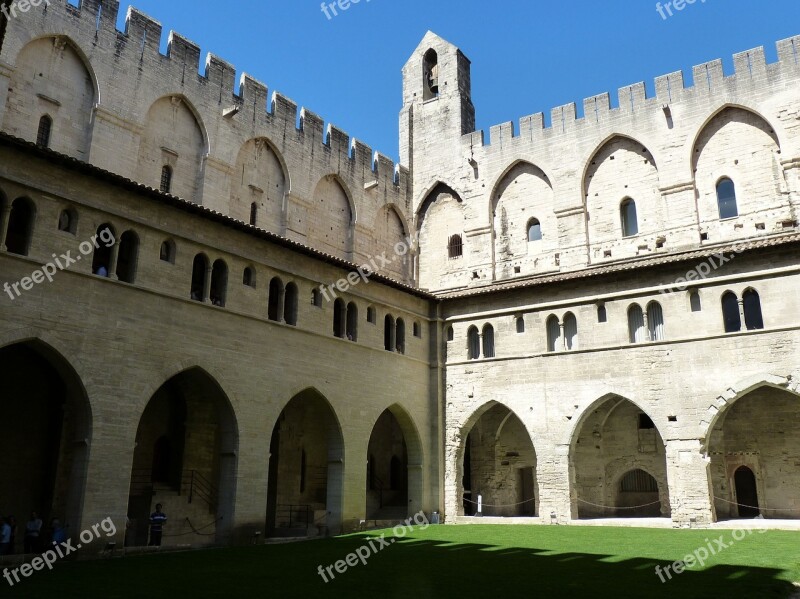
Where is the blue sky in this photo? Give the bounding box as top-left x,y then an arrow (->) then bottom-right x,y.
113,0 -> 800,163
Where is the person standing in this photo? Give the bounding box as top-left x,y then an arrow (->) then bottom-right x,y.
0,517 -> 11,555
148,504 -> 167,547
24,511 -> 43,554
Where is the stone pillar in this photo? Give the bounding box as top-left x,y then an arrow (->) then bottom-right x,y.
407,462 -> 423,517
442,428 -> 462,521
665,439 -> 715,527
0,204 -> 10,251
107,241 -> 120,281
202,266 -> 213,303
536,444 -> 572,524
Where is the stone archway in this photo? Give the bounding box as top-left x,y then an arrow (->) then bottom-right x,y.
570,396 -> 670,519
0,340 -> 92,543
266,389 -> 344,537
456,403 -> 538,518
127,368 -> 238,546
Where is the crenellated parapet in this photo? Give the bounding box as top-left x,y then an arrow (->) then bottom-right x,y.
0,1 -> 410,278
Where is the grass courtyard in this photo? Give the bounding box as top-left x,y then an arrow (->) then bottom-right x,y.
6,524 -> 800,598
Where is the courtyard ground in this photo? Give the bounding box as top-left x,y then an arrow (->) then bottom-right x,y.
6,524 -> 800,598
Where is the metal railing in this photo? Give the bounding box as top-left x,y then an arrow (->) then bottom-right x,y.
274,504 -> 312,529
128,468 -> 218,512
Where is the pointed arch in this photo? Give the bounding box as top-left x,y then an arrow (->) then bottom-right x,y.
308,174 -> 355,259
136,94 -> 208,202
3,35 -> 98,158
455,401 -> 538,518
416,182 -> 466,290
231,137 -> 290,233
568,393 -> 669,519
686,103 -> 783,174
266,387 -> 345,535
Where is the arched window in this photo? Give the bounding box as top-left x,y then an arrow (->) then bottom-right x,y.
413,321 -> 422,338
249,202 -> 258,226
527,218 -> 542,242
210,259 -> 228,307
423,49 -> 439,101
160,239 -> 175,264
563,312 -> 578,350
448,234 -> 463,259
546,315 -> 561,353
268,277 -> 284,322
721,291 -> 741,333
116,230 -> 139,284
482,324 -> 495,359
742,289 -> 764,331
367,306 -> 376,324
647,301 -> 665,341
597,304 -> 608,323
384,315 -> 396,351
716,178 -> 738,220
58,208 -> 77,234
91,223 -> 115,276
467,326 -> 480,360
396,318 -> 406,354
516,316 -> 525,334
333,298 -> 346,338
5,198 -> 35,256
619,469 -> 659,493
36,115 -> 52,148
446,325 -> 454,342
620,199 -> 639,237
311,288 -> 323,308
690,291 -> 702,312
190,253 -> 208,301
160,165 -> 173,194
284,282 -> 298,326
628,304 -> 645,343
346,302 -> 358,341
243,267 -> 255,288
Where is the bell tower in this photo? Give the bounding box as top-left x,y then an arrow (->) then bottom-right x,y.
400,32 -> 475,211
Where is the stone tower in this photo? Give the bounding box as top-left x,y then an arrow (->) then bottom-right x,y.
400,31 -> 475,213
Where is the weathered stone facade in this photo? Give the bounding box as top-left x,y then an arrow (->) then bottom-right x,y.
0,1 -> 799,551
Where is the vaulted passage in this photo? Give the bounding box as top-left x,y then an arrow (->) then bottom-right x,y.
571,397 -> 670,519
460,404 -> 537,517
127,368 -> 238,546
266,389 -> 344,537
365,407 -> 424,520
708,386 -> 800,520
0,341 -> 91,541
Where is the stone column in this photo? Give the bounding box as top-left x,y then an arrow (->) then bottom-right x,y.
203,265 -> 213,303
536,444 -> 572,524
665,439 -> 715,527
0,204 -> 11,251
107,241 -> 120,281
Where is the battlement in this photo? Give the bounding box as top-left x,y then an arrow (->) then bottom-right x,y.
470,35 -> 800,152
4,1 -> 405,194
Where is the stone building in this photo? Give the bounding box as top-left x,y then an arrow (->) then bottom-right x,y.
0,1 -> 798,547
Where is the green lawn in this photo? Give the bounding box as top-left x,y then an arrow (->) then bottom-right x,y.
6,525 -> 800,598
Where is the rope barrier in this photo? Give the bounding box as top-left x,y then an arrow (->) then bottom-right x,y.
712,496 -> 800,512
462,497 -> 536,508
576,498 -> 663,510
162,517 -> 222,538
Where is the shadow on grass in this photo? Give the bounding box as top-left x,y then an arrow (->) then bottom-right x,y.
7,532 -> 796,599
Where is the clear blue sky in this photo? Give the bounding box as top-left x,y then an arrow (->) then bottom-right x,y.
116,0 -> 800,163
